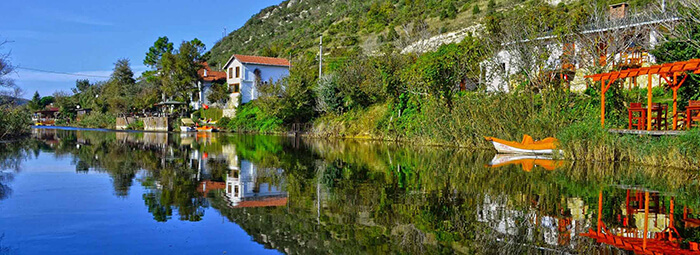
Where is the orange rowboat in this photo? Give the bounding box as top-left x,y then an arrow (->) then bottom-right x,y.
484,135 -> 562,155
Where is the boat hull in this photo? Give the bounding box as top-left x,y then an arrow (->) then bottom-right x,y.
490,141 -> 560,155
180,126 -> 196,132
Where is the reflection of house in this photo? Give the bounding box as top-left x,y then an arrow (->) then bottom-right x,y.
192,62 -> 227,110
221,54 -> 290,117
477,194 -> 591,249
224,160 -> 286,208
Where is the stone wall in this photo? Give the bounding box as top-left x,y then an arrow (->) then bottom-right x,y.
143,117 -> 169,132
116,117 -> 139,130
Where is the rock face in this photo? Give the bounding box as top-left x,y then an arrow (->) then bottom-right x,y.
401,24 -> 483,54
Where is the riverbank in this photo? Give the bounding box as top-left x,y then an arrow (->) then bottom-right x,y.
50,89 -> 700,171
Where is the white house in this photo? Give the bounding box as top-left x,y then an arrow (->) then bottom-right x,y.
481,3 -> 674,93
191,62 -> 227,110
222,54 -> 291,117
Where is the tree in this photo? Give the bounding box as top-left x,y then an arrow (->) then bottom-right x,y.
144,36 -> 174,69
407,36 -> 486,108
652,23 -> 700,109
207,81 -> 229,106
160,39 -> 205,103
0,39 -> 20,106
103,59 -> 137,113
29,91 -> 41,110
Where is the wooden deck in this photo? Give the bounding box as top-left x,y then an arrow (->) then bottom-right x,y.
608,129 -> 686,136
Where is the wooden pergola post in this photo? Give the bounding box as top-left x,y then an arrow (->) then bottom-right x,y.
601,80 -> 606,127
647,74 -> 653,130
597,189 -> 603,233
643,191 -> 649,251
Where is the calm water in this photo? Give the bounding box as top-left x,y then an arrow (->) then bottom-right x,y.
0,128 -> 699,254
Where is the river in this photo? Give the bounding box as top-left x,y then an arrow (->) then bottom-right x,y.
0,128 -> 699,254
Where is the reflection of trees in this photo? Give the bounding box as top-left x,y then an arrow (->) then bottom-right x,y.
141,165 -> 207,222
0,140 -> 41,201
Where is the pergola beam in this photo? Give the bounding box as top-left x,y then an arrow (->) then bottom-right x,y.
585,59 -> 700,130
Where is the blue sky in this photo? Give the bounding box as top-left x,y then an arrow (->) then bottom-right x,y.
1,0 -> 284,98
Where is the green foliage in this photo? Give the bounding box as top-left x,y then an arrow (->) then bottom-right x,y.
160,39 -> 205,103
0,106 -> 31,140
405,36 -> 486,108
199,107 -> 223,121
206,81 -> 229,105
652,23 -> 700,109
472,4 -> 481,15
126,120 -> 144,130
227,104 -> 282,133
76,112 -> 117,129
217,116 -> 231,128
144,36 -> 174,68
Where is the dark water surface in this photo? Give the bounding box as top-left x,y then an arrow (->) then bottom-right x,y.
0,128 -> 699,254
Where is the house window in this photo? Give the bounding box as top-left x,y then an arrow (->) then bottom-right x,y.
231,83 -> 240,93
228,68 -> 233,79
235,67 -> 240,78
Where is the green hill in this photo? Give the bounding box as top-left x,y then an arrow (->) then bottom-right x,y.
206,0 -> 505,68
206,0 -> 656,68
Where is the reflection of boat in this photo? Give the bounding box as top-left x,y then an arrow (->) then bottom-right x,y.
485,135 -> 561,155
487,154 -> 564,171
196,126 -> 218,132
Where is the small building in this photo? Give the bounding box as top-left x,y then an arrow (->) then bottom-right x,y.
33,107 -> 60,125
191,62 -> 227,110
221,55 -> 290,117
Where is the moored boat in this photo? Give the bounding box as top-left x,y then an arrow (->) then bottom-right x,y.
485,135 -> 562,155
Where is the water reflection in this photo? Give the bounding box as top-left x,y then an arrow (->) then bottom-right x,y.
0,127 -> 698,254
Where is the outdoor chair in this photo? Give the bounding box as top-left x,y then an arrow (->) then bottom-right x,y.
628,103 -> 646,130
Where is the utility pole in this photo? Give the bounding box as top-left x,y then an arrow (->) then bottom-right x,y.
319,35 -> 323,78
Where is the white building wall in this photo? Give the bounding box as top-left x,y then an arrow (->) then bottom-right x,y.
224,60 -> 290,105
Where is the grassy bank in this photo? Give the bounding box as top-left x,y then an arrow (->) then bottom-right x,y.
309,89 -> 700,170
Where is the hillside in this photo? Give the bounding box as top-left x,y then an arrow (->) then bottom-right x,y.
206,0 -> 655,69
207,0 -> 506,68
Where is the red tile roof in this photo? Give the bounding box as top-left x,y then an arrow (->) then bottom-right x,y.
232,54 -> 290,67
197,180 -> 226,194
197,62 -> 227,82
234,197 -> 288,208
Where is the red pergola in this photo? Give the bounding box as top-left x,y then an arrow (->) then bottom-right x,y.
586,59 -> 700,130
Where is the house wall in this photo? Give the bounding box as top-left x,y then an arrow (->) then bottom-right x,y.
224,60 -> 290,105
482,31 -> 664,93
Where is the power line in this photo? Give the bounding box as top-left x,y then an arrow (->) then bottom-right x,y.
16,67 -> 111,78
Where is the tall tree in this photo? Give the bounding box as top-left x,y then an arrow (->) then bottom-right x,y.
103,59 -> 137,113
144,36 -> 174,69
0,39 -> 19,105
160,39 -> 204,103
28,91 -> 41,110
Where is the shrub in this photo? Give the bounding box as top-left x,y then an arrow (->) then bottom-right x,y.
227,104 -> 282,133
217,117 -> 231,128
77,112 -> 116,129
0,107 -> 31,140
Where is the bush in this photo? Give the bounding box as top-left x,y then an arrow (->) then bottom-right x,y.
0,107 -> 31,140
77,112 -> 116,129
217,117 -> 231,129
126,120 -> 144,130
227,104 -> 282,133
199,108 -> 223,121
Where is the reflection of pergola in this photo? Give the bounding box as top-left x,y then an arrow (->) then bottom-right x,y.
581,190 -> 700,254
585,59 -> 700,130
